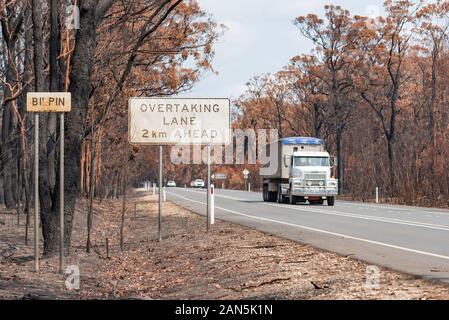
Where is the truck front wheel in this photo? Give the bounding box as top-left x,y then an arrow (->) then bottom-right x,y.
327,197 -> 335,206
289,194 -> 298,205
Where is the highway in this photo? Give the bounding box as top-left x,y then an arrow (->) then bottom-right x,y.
166,187 -> 449,283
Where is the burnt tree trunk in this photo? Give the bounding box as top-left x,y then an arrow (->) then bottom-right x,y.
0,14 -> 21,209
58,0 -> 99,254
120,166 -> 128,251
39,0 -> 60,256
336,127 -> 344,194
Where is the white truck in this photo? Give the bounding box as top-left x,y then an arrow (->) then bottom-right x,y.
261,137 -> 338,206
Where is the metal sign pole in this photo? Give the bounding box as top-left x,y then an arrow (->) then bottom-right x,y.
207,144 -> 211,232
158,145 -> 163,241
59,113 -> 64,273
34,113 -> 39,272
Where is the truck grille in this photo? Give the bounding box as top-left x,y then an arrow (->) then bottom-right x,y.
304,173 -> 326,180
305,180 -> 325,187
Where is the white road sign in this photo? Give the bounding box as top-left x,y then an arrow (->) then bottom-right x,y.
243,169 -> 250,178
128,97 -> 231,145
214,173 -> 228,180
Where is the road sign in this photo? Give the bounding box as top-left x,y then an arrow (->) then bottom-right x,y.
214,173 -> 228,180
128,97 -> 231,145
243,169 -> 250,177
27,92 -> 71,273
27,92 -> 71,112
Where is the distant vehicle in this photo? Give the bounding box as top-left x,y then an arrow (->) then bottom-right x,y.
167,180 -> 176,187
191,179 -> 205,188
260,137 -> 338,206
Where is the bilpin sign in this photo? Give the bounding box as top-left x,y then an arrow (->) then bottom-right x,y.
27,92 -> 71,112
128,98 -> 231,145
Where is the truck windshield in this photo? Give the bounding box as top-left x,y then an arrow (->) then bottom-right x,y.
293,157 -> 329,167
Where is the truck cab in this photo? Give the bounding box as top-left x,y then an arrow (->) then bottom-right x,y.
261,137 -> 338,206
288,151 -> 338,205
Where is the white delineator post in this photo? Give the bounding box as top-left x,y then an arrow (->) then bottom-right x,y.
207,144 -> 211,232
210,184 -> 215,225
163,187 -> 166,202
375,187 -> 379,204
153,183 -> 156,196
248,183 -> 251,192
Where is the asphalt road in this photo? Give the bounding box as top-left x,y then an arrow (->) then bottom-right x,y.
165,187 -> 449,282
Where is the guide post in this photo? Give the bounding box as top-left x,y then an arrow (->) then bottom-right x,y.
243,169 -> 250,191
210,183 -> 215,225
207,144 -> 211,232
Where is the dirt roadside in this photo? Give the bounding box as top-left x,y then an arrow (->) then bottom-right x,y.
1,189 -> 448,300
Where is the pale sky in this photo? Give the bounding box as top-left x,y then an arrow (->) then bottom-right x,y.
185,0 -> 385,100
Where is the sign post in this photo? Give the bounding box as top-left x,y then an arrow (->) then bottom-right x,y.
159,145 -> 163,241
128,97 -> 231,234
59,113 -> 64,273
214,173 -> 227,189
27,92 -> 71,273
34,113 -> 39,272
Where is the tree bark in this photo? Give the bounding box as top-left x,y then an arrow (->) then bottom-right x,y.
39,0 -> 60,256
59,0 -> 99,254
1,19 -> 20,209
336,127 -> 344,194
120,166 -> 128,251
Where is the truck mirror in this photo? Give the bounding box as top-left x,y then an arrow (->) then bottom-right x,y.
283,155 -> 291,167
330,156 -> 336,168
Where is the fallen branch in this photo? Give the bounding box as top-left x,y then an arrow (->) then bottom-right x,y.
240,277 -> 291,291
311,281 -> 329,290
233,244 -> 287,249
282,260 -> 308,264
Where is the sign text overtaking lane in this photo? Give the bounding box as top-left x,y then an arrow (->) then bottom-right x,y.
128,98 -> 231,145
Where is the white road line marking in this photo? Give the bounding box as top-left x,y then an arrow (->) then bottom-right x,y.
179,188 -> 246,201
166,191 -> 449,262
339,201 -> 449,216
174,188 -> 449,231
265,203 -> 449,232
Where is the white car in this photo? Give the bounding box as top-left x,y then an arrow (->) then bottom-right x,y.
167,180 -> 176,187
191,179 -> 205,188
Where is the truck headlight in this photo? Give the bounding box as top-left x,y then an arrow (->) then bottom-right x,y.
307,181 -> 312,186
292,179 -> 303,186
328,181 -> 337,187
